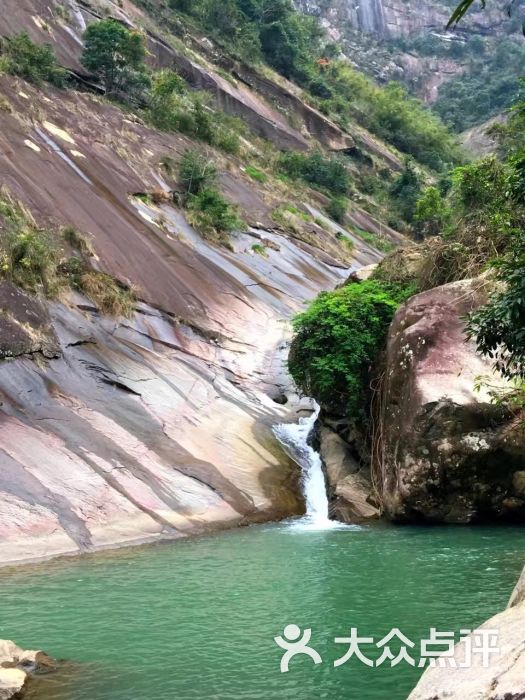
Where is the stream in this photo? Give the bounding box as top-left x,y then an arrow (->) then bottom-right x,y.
1,410 -> 524,699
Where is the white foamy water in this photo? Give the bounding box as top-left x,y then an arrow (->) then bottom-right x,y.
273,401 -> 344,530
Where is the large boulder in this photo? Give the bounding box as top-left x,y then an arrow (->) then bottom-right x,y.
380,277 -> 525,523
319,425 -> 379,522
408,567 -> 525,700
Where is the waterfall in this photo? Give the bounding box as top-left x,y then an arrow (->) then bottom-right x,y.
357,0 -> 387,36
273,402 -> 338,529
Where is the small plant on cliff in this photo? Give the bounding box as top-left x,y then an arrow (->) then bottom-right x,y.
81,19 -> 149,98
326,196 -> 347,224
179,150 -> 217,197
288,279 -> 415,418
0,32 -> 67,86
186,188 -> 244,244
0,187 -> 62,295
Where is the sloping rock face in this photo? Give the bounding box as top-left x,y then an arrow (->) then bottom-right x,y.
408,571 -> 525,700
0,70 -> 362,564
379,278 -> 525,523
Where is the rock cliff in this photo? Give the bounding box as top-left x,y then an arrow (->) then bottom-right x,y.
0,0 -> 403,564
296,0 -> 523,105
378,277 -> 525,523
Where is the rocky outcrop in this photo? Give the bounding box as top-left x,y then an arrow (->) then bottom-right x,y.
319,424 -> 379,522
408,567 -> 525,700
0,640 -> 56,699
460,114 -> 506,157
0,66 -> 374,565
379,277 -> 525,523
0,282 -> 60,360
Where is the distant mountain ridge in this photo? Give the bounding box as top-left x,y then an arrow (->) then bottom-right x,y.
296,0 -> 525,129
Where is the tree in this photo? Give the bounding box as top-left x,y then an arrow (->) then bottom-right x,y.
81,20 -> 148,97
414,186 -> 449,237
1,32 -> 67,86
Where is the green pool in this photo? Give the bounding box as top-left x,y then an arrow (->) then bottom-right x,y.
1,521 -> 524,700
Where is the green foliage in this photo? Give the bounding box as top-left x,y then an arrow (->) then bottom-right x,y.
352,227 -> 394,254
169,0 -> 323,78
389,160 -> 423,225
179,150 -> 217,196
147,70 -> 243,153
433,40 -> 525,132
187,188 -> 244,241
278,150 -> 349,196
322,62 -> 462,171
414,186 -> 449,237
0,187 -> 62,295
325,196 -> 347,224
251,243 -> 267,256
0,187 -> 135,315
245,165 -> 267,182
81,20 -> 149,98
158,0 -> 460,171
0,32 -> 67,86
289,280 -> 414,417
467,232 -> 525,380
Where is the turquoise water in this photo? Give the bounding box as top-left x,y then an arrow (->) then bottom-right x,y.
1,521 -> 524,700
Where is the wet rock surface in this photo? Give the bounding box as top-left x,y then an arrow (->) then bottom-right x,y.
0,641 -> 56,700
379,277 -> 525,523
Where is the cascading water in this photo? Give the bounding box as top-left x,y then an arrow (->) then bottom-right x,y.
273,401 -> 340,529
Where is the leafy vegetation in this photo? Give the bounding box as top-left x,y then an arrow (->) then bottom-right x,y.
433,40 -> 525,132
164,0 -> 460,171
289,280 -> 415,418
81,19 -> 150,98
0,32 -> 67,86
325,197 -> 347,224
318,62 -> 462,171
245,165 -> 267,183
278,151 -> 350,196
0,187 -> 135,315
178,152 -> 243,244
179,150 -> 218,196
168,0 -> 323,83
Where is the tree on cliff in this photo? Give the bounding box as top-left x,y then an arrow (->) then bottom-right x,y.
81,20 -> 149,98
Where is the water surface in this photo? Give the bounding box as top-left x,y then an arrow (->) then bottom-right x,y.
1,522 -> 524,700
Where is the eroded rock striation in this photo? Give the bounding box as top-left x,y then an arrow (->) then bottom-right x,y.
379,277 -> 525,523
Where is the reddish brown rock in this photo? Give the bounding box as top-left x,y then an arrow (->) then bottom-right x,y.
379,277 -> 525,523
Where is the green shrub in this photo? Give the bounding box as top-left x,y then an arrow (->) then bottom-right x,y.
0,187 -> 62,295
413,186 -> 449,237
179,150 -> 217,196
251,243 -> 267,256
187,188 -> 244,242
0,32 -> 67,86
289,279 -> 415,417
467,231 -> 525,381
326,197 -> 347,224
278,150 -> 350,196
0,187 -> 135,315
